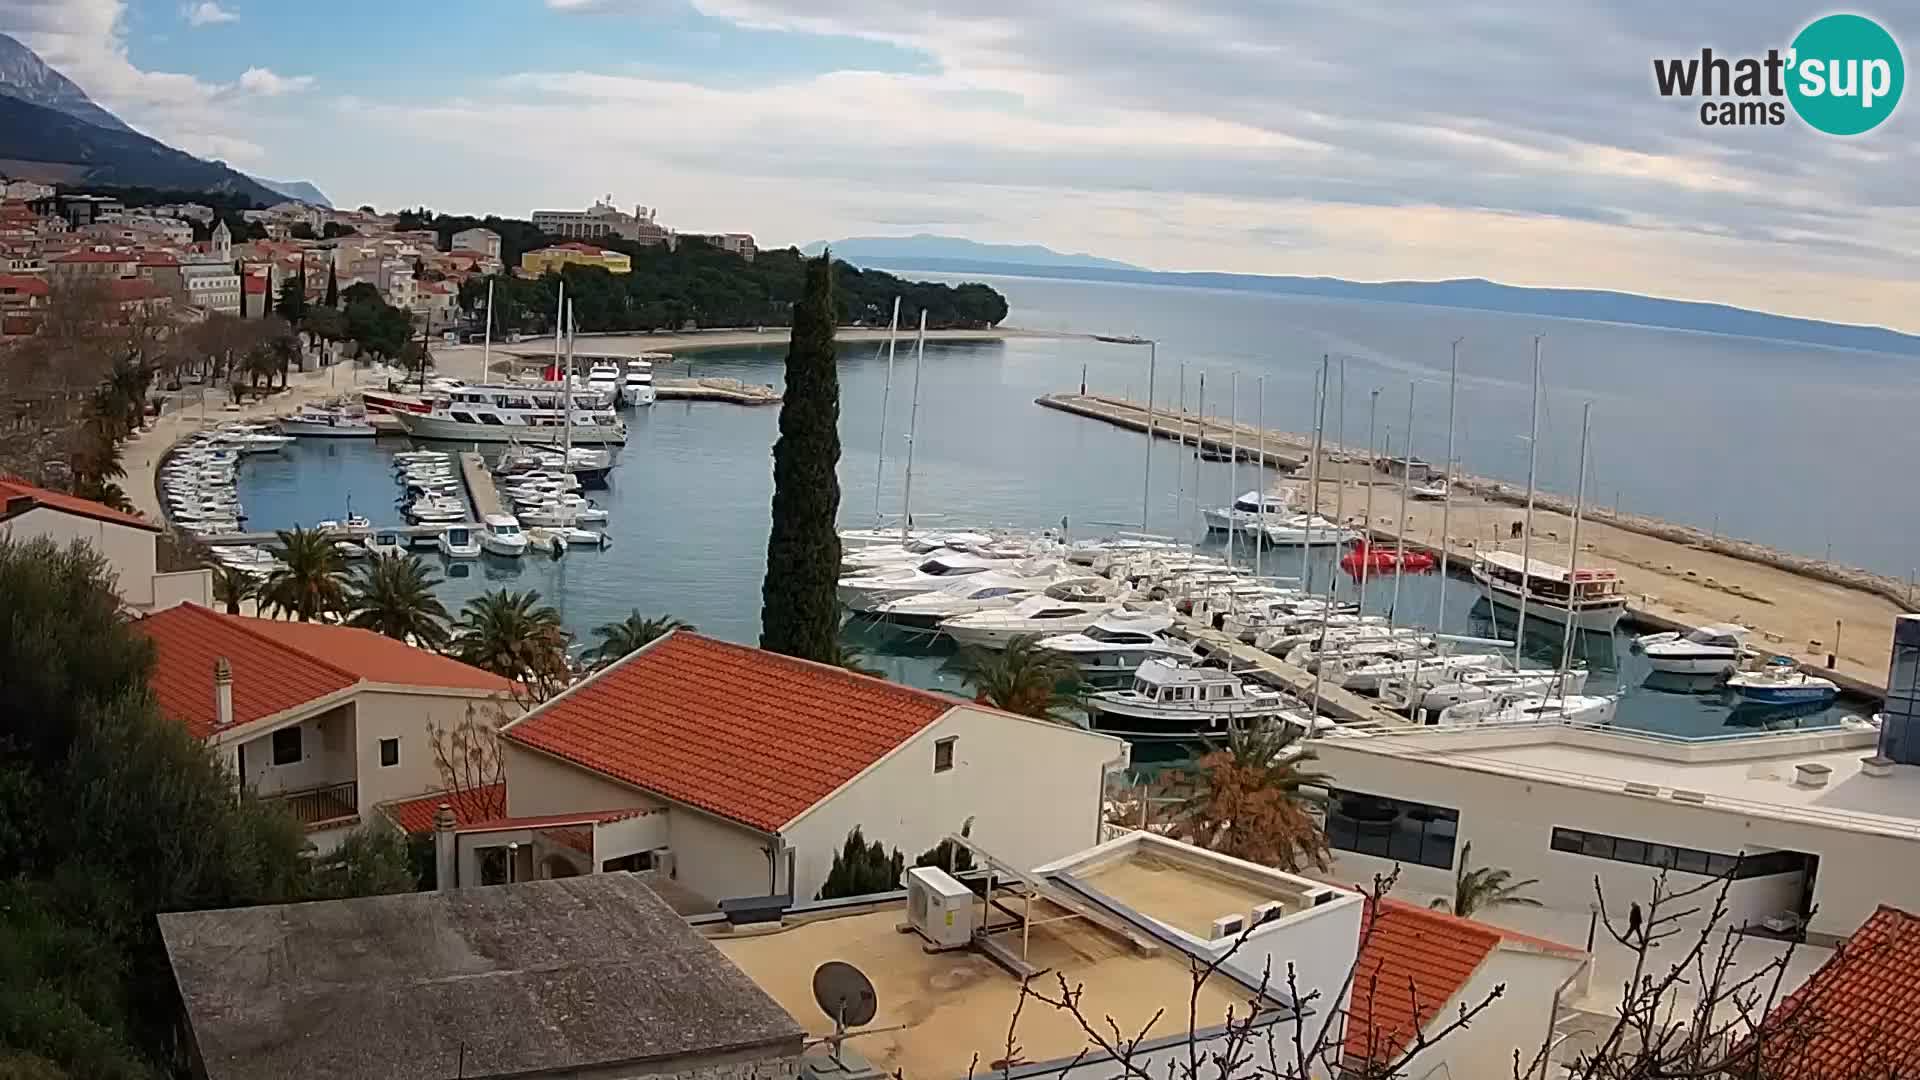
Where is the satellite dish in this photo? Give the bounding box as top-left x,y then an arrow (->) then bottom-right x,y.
812,961 -> 878,1029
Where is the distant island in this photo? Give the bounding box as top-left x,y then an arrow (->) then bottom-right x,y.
808,234 -> 1140,272
837,253 -> 1920,358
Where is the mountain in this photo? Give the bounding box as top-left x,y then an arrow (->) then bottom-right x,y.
0,94 -> 280,204
0,32 -> 133,133
807,233 -> 1141,272
251,176 -> 332,207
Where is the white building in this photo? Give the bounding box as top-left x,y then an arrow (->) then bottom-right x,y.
493,630 -> 1132,907
135,605 -> 517,853
0,477 -> 209,611
450,226 -> 501,258
685,231 -> 757,261
181,262 -> 241,315
532,198 -> 674,246
3,179 -> 54,201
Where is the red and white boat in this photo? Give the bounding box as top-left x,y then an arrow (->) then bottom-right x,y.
361,389 -> 432,416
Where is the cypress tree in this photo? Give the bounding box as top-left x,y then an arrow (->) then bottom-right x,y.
263,266 -> 275,317
323,261 -> 339,307
759,252 -> 843,662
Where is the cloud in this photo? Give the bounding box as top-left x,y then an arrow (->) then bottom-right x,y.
170,131 -> 264,163
235,67 -> 313,96
182,1 -> 236,26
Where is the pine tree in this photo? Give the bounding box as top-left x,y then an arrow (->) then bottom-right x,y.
278,271 -> 307,324
323,261 -> 339,307
816,826 -> 905,900
759,251 -> 843,662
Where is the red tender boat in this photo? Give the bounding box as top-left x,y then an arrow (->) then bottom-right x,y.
1340,540 -> 1436,575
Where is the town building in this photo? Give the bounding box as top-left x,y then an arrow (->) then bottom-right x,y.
47,246 -> 139,282
103,276 -> 173,317
53,193 -> 122,227
450,225 -> 501,258
180,262 -> 241,315
533,198 -> 674,245
520,241 -> 632,276
133,604 -> 515,852
1748,903 -> 1920,1078
0,478 -> 208,610
0,273 -> 48,311
714,829 -> 1363,1080
686,232 -> 757,261
149,201 -> 215,224
158,875 -> 807,1080
2,178 -> 54,201
494,630 -> 1131,907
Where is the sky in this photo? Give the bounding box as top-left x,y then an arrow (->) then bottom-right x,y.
1,0 -> 1916,330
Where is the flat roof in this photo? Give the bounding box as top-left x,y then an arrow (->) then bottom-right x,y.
1317,725 -> 1920,840
713,903 -> 1261,1079
1078,852 -> 1280,939
159,876 -> 803,1080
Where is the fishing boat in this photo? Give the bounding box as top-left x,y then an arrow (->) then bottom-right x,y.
623,357 -> 658,407
1084,658 -> 1295,741
937,593 -> 1135,650
437,525 -> 481,559
278,406 -> 376,438
479,514 -> 529,558
390,383 -> 627,445
1633,623 -> 1751,674
1202,490 -> 1291,534
1725,659 -> 1839,707
1036,611 -> 1199,675
1471,551 -> 1628,632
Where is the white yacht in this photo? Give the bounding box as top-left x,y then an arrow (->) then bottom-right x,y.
407,496 -> 466,524
623,357 -> 658,407
1325,650 -> 1507,693
480,514 -> 529,558
1437,691 -> 1618,727
836,552 -> 1014,610
1634,623 -> 1750,674
1084,658 -> 1295,741
1382,667 -> 1589,715
363,531 -> 407,559
587,361 -> 622,402
208,427 -> 293,453
517,497 -> 609,527
317,513 -> 373,537
1472,551 -> 1628,632
939,594 -> 1141,650
391,383 -> 627,445
1036,611 -> 1199,676
437,525 -> 481,559
1202,490 -> 1291,534
526,525 -> 610,550
865,571 -> 1106,625
1260,514 -> 1359,546
1726,661 -> 1839,707
1409,478 -> 1449,501
278,406 -> 376,438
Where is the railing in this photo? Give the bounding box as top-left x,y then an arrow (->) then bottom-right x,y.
261,780 -> 359,827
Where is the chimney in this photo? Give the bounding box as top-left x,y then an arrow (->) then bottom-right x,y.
434,803 -> 458,890
213,657 -> 233,729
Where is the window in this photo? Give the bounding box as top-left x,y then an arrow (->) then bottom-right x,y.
934,736 -> 956,773
1549,827 -> 1807,879
602,851 -> 655,873
1325,788 -> 1460,869
379,738 -> 399,767
271,726 -> 302,766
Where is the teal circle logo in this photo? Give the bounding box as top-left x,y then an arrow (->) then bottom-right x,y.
1787,14 -> 1904,135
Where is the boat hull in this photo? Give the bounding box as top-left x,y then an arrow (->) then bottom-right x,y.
393,412 -> 627,445
278,419 -> 376,438
1084,700 -> 1294,741
1644,649 -> 1739,675
1730,683 -> 1837,706
1481,582 -> 1626,632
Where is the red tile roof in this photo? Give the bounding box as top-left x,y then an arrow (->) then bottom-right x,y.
381,784 -> 508,834
235,617 -> 513,693
105,277 -> 168,303
0,275 -> 49,298
51,248 -> 134,263
503,631 -> 956,832
0,474 -> 156,531
1755,905 -> 1920,1079
134,605 -> 510,739
242,274 -> 267,294
1345,898 -> 1503,1063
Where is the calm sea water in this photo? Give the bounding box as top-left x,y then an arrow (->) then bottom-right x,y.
235,275 -> 1896,748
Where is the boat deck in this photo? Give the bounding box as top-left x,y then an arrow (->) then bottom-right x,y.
1172,618 -> 1409,728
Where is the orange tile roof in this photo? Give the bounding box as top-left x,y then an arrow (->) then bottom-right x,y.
235,617 -> 513,693
135,605 -> 510,739
381,784 -> 508,834
0,275 -> 49,297
503,631 -> 956,833
1754,905 -> 1920,1079
0,474 -> 157,531
104,277 -> 168,303
1345,898 -> 1503,1063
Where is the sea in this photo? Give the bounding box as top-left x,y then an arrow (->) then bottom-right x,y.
233,273 -> 1906,755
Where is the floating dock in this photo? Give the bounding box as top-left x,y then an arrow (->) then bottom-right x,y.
459,452 -> 503,519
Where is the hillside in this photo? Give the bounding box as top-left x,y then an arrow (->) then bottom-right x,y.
0,93 -> 279,205
252,176 -> 333,207
0,32 -> 132,133
808,233 -> 1140,271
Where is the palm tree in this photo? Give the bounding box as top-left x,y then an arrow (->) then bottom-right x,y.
345,553 -> 450,648
827,639 -> 883,679
1171,722 -> 1331,872
210,564 -> 259,616
261,526 -> 347,621
1437,841 -> 1543,918
586,611 -> 691,667
453,589 -> 571,700
962,634 -> 1081,721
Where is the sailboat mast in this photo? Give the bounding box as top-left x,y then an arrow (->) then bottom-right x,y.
1515,336 -> 1543,669
1227,372 -> 1238,571
1194,372 -> 1205,544
1437,339 -> 1460,636
1255,375 -> 1265,582
1175,363 -> 1186,542
899,309 -> 927,542
1301,357 -> 1328,590
1140,341 -> 1157,532
481,278 -> 493,376
564,300 -> 575,457
873,297 -> 900,527
1362,389 -> 1378,605
1332,359 -> 1346,596
553,281 -> 564,373
1390,382 -> 1414,631
1557,402 -> 1594,711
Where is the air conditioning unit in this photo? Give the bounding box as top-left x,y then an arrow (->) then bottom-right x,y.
651,847 -> 675,877
1251,900 -> 1287,926
904,866 -> 976,950
1210,913 -> 1246,939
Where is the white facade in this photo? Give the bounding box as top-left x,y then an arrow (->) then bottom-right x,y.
3,179 -> 53,201
0,502 -> 208,611
533,199 -> 674,245
450,227 -> 501,258
182,263 -> 241,315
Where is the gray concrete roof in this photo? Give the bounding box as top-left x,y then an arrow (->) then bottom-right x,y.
158,875 -> 805,1080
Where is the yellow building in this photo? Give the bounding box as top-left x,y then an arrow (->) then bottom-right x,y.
519,242 -> 632,276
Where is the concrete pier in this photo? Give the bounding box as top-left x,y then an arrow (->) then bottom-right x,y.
1171,617 -> 1408,727
1035,394 -> 1306,471
459,452 -> 503,520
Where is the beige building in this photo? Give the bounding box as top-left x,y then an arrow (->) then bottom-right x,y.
135,605 -> 516,853
532,198 -> 674,246
686,232 -> 757,261
450,226 -> 501,258
0,477 -> 208,611
493,630 -> 1131,908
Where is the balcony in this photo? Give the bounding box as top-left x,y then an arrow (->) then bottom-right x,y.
261,780 -> 359,828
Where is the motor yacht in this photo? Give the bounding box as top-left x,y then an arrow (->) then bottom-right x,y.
517,497 -> 609,527
938,594 -> 1143,650
836,552 -> 1016,609
1380,667 -> 1588,715
317,513 -> 374,537
1323,650 -> 1506,693
1633,623 -> 1750,674
1036,611 -> 1199,676
1260,514 -> 1359,546
278,406 -> 376,438
437,525 -> 481,559
480,514 -> 529,558
1202,490 -> 1292,534
363,531 -> 407,559
1084,657 -> 1296,741
623,357 -> 658,407
391,383 -> 627,445
1471,551 -> 1627,632
1725,659 -> 1838,707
